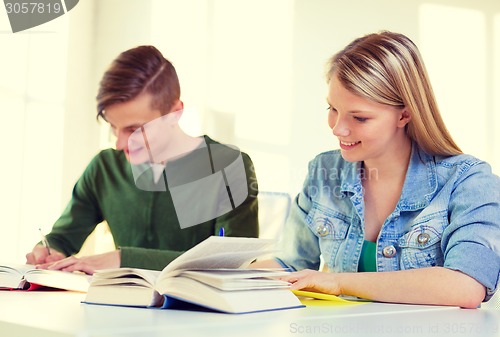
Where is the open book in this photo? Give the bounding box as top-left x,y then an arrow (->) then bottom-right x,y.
0,263 -> 91,292
84,236 -> 304,313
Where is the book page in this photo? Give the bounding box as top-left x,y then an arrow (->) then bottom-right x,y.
178,269 -> 291,291
0,264 -> 34,289
0,263 -> 36,275
180,269 -> 290,280
25,269 -> 91,292
160,236 -> 276,276
92,268 -> 160,287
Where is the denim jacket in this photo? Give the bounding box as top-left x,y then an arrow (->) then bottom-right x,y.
276,144 -> 500,301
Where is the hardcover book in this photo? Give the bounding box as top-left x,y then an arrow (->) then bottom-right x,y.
84,236 -> 304,313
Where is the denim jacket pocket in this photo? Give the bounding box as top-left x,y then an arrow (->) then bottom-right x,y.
306,203 -> 351,265
398,215 -> 446,270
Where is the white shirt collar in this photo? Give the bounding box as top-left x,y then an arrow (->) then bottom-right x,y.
150,163 -> 166,183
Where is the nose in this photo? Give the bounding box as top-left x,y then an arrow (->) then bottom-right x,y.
115,130 -> 128,151
330,115 -> 350,137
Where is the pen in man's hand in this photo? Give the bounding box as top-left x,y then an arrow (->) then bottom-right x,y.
39,228 -> 51,256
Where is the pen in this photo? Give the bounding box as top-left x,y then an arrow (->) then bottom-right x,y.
39,228 -> 51,255
218,227 -> 225,237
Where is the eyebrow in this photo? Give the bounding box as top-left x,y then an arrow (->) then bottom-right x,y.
124,124 -> 143,129
105,116 -> 140,127
326,100 -> 373,114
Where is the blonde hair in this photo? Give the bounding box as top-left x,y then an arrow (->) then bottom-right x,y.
327,31 -> 461,156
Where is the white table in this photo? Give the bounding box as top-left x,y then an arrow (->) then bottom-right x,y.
0,291 -> 498,337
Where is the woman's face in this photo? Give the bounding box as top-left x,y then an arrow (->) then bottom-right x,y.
326,75 -> 410,165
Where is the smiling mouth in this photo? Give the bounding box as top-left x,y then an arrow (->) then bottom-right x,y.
340,140 -> 360,146
124,148 -> 145,159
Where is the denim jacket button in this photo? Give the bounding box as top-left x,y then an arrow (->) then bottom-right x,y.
417,233 -> 430,245
316,224 -> 330,237
382,245 -> 396,258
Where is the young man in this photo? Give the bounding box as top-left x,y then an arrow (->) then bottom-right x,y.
26,46 -> 259,274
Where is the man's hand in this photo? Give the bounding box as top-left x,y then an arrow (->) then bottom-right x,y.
26,244 -> 65,265
36,250 -> 121,275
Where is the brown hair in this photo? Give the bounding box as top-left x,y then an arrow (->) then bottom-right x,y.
327,31 -> 461,156
96,45 -> 180,118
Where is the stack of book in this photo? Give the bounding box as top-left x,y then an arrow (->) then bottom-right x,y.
84,236 -> 305,314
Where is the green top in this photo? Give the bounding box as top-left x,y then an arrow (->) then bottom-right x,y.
46,136 -> 259,270
358,240 -> 377,272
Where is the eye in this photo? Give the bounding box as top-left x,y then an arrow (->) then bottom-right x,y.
354,116 -> 368,122
326,106 -> 337,113
124,125 -> 144,135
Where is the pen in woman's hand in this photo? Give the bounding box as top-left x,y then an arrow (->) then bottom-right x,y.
39,228 -> 51,256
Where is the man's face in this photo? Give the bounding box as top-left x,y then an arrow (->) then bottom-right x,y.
104,93 -> 171,164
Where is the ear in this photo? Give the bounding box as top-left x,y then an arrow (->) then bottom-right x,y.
164,100 -> 184,124
170,100 -> 184,112
397,107 -> 411,128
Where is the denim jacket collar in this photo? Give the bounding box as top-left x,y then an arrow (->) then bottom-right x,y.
337,143 -> 438,212
399,144 -> 438,211
339,161 -> 361,194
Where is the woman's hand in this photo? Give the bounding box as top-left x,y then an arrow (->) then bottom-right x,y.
281,269 -> 343,295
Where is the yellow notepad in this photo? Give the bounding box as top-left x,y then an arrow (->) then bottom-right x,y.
292,290 -> 367,306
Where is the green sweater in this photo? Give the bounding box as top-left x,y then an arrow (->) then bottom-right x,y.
46,136 -> 259,270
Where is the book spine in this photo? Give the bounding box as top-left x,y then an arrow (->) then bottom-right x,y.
157,295 -> 183,309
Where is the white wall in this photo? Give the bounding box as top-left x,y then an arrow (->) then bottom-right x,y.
1,4 -> 71,260
1,0 -> 499,262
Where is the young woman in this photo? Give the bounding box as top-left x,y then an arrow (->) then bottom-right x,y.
253,31 -> 500,308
